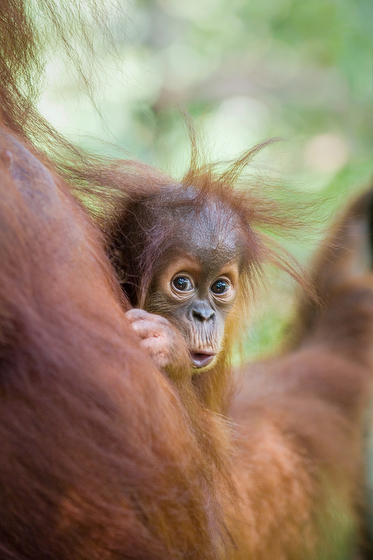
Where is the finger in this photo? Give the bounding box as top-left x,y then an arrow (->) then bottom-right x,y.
131,320 -> 165,340
126,309 -> 170,326
126,309 -> 150,323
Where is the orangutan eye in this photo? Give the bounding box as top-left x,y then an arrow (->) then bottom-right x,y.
172,275 -> 194,292
210,278 -> 230,295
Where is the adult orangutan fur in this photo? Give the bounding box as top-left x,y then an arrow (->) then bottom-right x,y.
1,1 -> 373,559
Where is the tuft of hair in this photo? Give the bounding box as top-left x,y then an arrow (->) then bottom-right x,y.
108,136 -> 315,304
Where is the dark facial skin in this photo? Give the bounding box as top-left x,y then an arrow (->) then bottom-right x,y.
146,254 -> 239,368
127,201 -> 242,374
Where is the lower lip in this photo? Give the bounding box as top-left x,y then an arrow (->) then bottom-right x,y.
190,353 -> 215,368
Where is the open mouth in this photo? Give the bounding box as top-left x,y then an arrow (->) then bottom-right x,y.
190,352 -> 215,369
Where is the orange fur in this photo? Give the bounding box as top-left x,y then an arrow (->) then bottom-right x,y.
0,3 -> 373,559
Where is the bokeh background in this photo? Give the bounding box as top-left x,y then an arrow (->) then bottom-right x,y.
36,0 -> 373,358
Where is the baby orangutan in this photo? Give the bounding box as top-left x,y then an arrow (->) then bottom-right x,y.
125,196 -> 242,375
109,153 -> 305,412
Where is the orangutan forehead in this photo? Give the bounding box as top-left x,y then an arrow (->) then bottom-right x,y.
162,199 -> 244,268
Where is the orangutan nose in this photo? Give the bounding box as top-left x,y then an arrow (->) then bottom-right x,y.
192,304 -> 215,322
